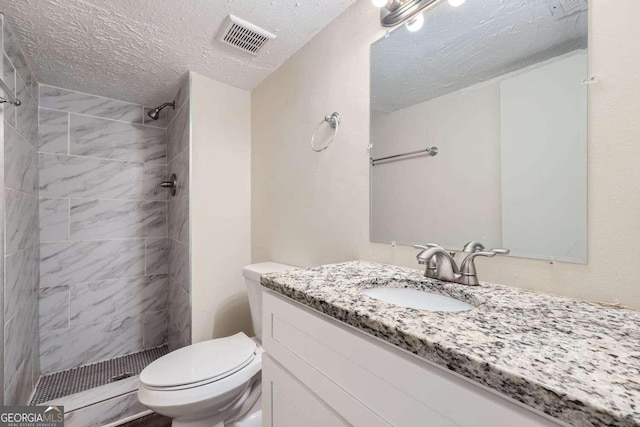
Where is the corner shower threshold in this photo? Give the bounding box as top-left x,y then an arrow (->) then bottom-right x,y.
31,346 -> 169,405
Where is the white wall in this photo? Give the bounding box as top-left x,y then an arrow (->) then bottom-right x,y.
371,83 -> 502,249
191,72 -> 252,343
252,0 -> 640,310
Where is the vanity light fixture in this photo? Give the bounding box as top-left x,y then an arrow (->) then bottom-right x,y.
373,0 -> 464,29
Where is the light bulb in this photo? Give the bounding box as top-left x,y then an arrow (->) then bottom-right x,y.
448,0 -> 466,7
371,0 -> 388,7
405,13 -> 424,32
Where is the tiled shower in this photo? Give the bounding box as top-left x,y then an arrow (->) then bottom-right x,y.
2,12 -> 40,406
38,84 -> 170,374
0,13 -> 192,413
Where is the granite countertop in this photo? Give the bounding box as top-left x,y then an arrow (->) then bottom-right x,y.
261,261 -> 640,427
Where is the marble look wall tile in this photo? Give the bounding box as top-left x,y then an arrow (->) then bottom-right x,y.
167,319 -> 180,351
168,151 -> 189,200
169,239 -> 189,290
39,286 -> 70,331
70,199 -> 167,240
5,122 -> 37,193
39,153 -> 143,199
39,109 -> 69,154
15,72 -> 29,109
167,102 -> 189,162
64,390 -> 147,427
143,163 -> 168,201
3,54 -> 16,126
143,310 -> 168,349
168,315 -> 190,351
169,283 -> 190,345
40,197 -> 70,242
5,245 -> 38,322
3,18 -> 33,96
5,189 -> 38,255
16,92 -> 38,145
40,239 -> 145,288
32,81 -> 39,104
166,75 -> 189,125
39,85 -> 143,123
4,294 -> 38,399
69,275 -> 168,326
40,315 -> 143,374
4,350 -> 33,405
143,106 -> 169,128
145,238 -> 168,275
168,196 -> 189,244
70,114 -> 166,163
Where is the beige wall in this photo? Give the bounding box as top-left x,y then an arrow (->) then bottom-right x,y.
191,72 -> 253,342
252,0 -> 640,309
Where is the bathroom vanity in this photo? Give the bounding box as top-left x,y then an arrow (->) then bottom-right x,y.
259,262 -> 640,427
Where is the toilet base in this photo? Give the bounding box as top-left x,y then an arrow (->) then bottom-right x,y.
172,418 -> 224,427
168,386 -> 262,427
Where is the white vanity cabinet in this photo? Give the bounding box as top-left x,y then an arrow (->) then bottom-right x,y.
261,292 -> 566,427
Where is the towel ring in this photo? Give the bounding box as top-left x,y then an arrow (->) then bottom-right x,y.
310,112 -> 341,152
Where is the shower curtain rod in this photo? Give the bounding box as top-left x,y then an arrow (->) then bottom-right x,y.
0,77 -> 21,106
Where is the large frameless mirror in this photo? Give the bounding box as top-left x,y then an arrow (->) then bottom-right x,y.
370,0 -> 589,263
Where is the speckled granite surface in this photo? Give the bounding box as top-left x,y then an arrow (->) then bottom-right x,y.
261,261 -> 640,427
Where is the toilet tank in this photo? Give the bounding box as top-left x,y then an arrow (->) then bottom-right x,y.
243,262 -> 297,342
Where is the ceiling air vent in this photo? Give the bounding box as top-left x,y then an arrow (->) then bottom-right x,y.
217,15 -> 276,56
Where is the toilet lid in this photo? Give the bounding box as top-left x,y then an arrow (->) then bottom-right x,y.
140,333 -> 257,388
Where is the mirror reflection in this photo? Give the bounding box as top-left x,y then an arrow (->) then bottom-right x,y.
370,0 -> 588,263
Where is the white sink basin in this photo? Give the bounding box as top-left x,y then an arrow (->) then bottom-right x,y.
361,287 -> 474,312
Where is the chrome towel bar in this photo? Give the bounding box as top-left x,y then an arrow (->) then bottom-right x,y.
371,146 -> 438,166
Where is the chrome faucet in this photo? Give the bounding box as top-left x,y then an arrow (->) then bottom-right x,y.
414,244 -> 458,282
414,243 -> 509,286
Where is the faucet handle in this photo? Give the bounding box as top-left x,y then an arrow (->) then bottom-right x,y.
459,249 -> 510,286
462,241 -> 485,253
413,243 -> 441,251
490,248 -> 511,255
459,251 -> 496,286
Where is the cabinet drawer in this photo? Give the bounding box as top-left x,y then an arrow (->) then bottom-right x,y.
263,355 -> 351,427
263,292 -> 565,427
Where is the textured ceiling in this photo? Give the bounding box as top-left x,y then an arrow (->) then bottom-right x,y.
371,0 -> 588,115
0,0 -> 356,106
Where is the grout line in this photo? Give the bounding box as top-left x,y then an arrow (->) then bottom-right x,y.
40,237 -> 147,244
40,234 -> 167,244
64,109 -> 163,129
5,186 -> 39,197
40,83 -> 144,107
38,104 -> 165,130
38,150 -> 167,166
66,198 -> 70,241
40,195 -> 166,203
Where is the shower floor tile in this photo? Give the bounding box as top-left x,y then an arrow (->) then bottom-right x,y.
31,345 -> 169,405
120,413 -> 172,427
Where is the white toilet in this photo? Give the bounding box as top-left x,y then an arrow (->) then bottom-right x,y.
138,262 -> 296,427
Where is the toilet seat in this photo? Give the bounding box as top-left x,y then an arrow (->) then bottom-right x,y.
138,345 -> 263,421
140,333 -> 257,391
